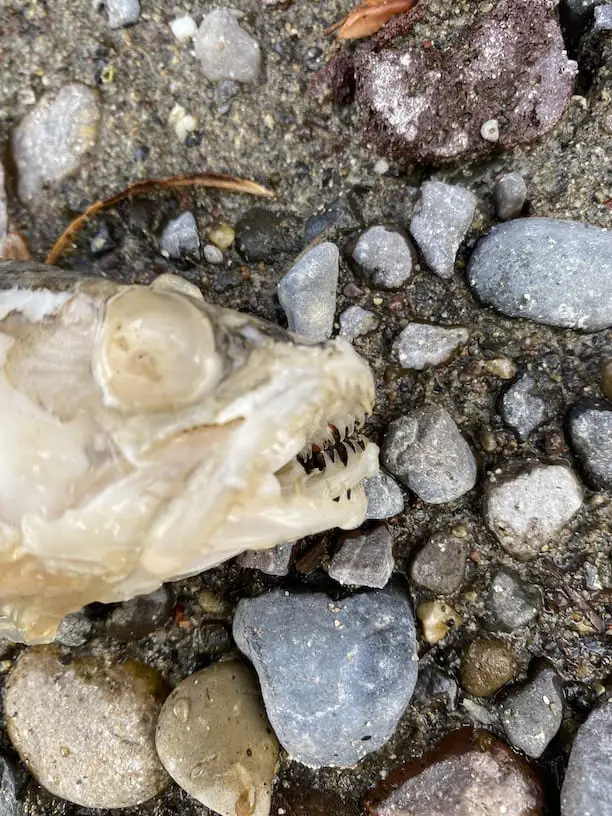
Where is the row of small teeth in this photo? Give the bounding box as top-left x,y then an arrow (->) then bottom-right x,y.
298,412 -> 367,462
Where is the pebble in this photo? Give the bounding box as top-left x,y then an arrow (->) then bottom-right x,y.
382,406 -> 477,504
273,786 -> 361,816
195,9 -> 262,83
339,305 -> 379,340
89,222 -> 115,256
494,171 -> 527,220
205,222 -> 235,250
392,322 -> 469,370
500,664 -> 564,757
480,118 -> 500,142
235,206 -> 303,262
484,465 -> 583,560
99,0 -> 140,28
594,4 -> 612,30
490,568 -> 541,631
568,405 -> 612,488
215,79 -> 242,114
0,161 -> 6,241
417,600 -> 462,644
106,586 -> 174,640
160,211 -> 200,259
412,664 -> 458,710
328,525 -> 395,589
169,15 -> 197,42
364,728 -> 544,815
0,754 -> 23,816
277,242 -> 339,341
468,218 -> 612,330
168,104 -> 199,142
54,610 -> 93,647
501,373 -> 548,440
233,586 -> 418,767
410,531 -> 467,594
5,646 -> 168,808
409,182 -> 476,279
485,356 -> 517,380
12,83 -> 101,201
305,192 -> 363,243
203,243 -> 224,264
460,638 -> 518,697
561,701 -> 612,816
601,359 -> 612,401
155,661 -> 279,816
237,543 -> 294,576
349,226 -> 416,289
364,470 -> 405,519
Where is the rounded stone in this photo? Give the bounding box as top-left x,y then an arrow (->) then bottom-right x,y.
460,638 -> 518,697
567,405 -> 612,488
350,225 -> 416,289
417,600 -> 462,644
489,568 -> 541,631
156,661 -> 279,816
500,665 -> 564,758
501,373 -> 548,440
561,701 -> 612,816
195,9 -> 261,83
5,646 -> 169,808
410,531 -> 467,595
494,171 -> 527,220
601,359 -> 612,402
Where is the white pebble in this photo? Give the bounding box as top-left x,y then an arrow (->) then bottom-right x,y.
169,15 -> 197,42
96,0 -> 140,29
203,244 -> 224,264
195,8 -> 261,83
168,105 -> 198,142
481,118 -> 500,142
373,158 -> 390,175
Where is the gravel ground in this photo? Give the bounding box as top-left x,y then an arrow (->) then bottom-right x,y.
0,1 -> 611,815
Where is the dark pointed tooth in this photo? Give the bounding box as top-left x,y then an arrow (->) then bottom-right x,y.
326,448 -> 336,463
332,496 -> 341,503
346,488 -> 352,501
313,451 -> 326,471
337,444 -> 348,467
345,439 -> 356,454
330,424 -> 341,443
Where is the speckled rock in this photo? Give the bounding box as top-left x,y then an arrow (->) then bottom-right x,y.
355,0 -> 577,164
237,542 -> 294,576
160,211 -> 200,259
484,465 -> 583,560
382,406 -> 477,504
339,305 -> 379,340
568,405 -> 612,488
364,728 -> 544,816
156,661 -> 279,816
99,0 -> 140,28
364,470 -> 405,519
0,754 -> 23,816
561,702 -> 612,816
500,664 -> 564,758
195,9 -> 262,83
5,647 -> 169,808
106,586 -> 174,640
410,531 -> 467,595
594,4 -> 612,30
277,242 -> 339,341
329,525 -> 395,589
54,610 -> 92,647
490,568 -> 541,632
468,218 -> 612,330
12,83 -> 101,201
460,638 -> 518,697
494,172 -> 528,220
409,183 -> 477,279
233,586 -> 418,767
392,322 -> 469,370
501,374 -> 548,440
349,225 -> 416,289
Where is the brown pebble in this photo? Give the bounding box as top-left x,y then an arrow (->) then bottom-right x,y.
460,638 -> 518,697
601,359 -> 612,402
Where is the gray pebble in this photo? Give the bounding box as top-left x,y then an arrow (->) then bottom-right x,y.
412,664 -> 458,710
468,218 -> 612,330
106,587 -> 174,640
329,525 -> 395,589
97,0 -> 140,28
501,373 -> 548,440
0,754 -> 23,816
568,405 -> 612,488
277,242 -> 339,341
490,568 -> 541,631
382,406 -> 477,504
203,243 -> 224,264
235,206 -> 303,262
409,182 -> 477,279
484,465 -> 583,560
237,542 -> 294,576
594,4 -> 612,30
364,469 -> 405,519
351,225 -> 415,289
12,83 -> 101,201
392,322 -> 469,370
233,586 -> 418,767
195,9 -> 261,83
494,172 -> 527,220
55,610 -> 92,647
339,305 -> 379,340
305,192 -> 363,243
410,531 -> 467,595
500,665 -> 564,758
561,702 -> 612,816
160,211 -> 200,259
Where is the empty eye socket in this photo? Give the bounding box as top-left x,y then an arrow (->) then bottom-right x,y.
93,287 -> 221,413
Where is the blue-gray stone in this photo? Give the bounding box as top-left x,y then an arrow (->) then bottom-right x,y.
500,665 -> 564,757
568,405 -> 612,488
364,469 -> 405,519
501,373 -> 548,440
494,172 -> 527,220
160,211 -> 200,259
232,586 -> 418,767
468,218 -> 612,330
561,702 -> 612,816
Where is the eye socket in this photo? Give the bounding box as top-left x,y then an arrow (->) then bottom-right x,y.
93,287 -> 221,413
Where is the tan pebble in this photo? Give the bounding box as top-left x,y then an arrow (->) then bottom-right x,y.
417,600 -> 462,644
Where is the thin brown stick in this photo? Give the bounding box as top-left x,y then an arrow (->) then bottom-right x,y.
45,172 -> 274,266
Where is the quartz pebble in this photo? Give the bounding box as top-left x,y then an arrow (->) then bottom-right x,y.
410,531 -> 467,595
392,323 -> 469,370
169,15 -> 197,42
233,586 -> 418,767
500,664 -> 564,757
99,0 -> 140,28
106,586 -> 174,640
329,525 -> 395,589
409,182 -> 477,279
155,661 -> 279,816
417,600 -> 462,644
339,305 -> 379,339
364,728 -> 544,816
501,373 -> 548,440
237,542 -> 294,576
382,406 -> 477,504
561,702 -> 612,816
160,211 -> 200,259
12,83 -> 101,201
490,568 -> 541,631
364,470 -> 405,519
468,218 -> 612,330
350,226 -> 415,289
278,242 -> 339,341
5,647 -> 168,808
203,243 -> 224,264
494,172 -> 527,220
195,9 -> 262,83
568,405 -> 612,488
460,638 -> 517,697
484,465 -> 583,560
